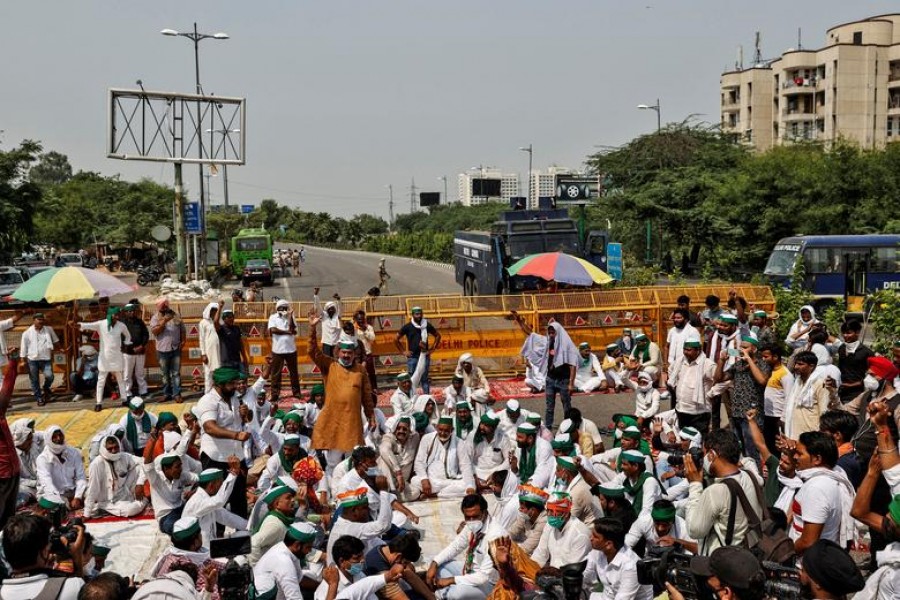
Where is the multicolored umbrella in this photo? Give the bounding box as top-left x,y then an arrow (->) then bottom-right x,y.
11,266 -> 136,302
507,252 -> 613,286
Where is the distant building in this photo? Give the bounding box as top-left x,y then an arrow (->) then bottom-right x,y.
529,167 -> 581,209
457,170 -> 519,206
721,13 -> 900,151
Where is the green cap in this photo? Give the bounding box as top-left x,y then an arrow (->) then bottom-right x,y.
579,342 -> 590,349
651,505 -> 677,522
339,341 -> 356,350
396,372 -> 411,383
172,517 -> 201,541
282,434 -> 302,447
411,306 -> 423,313
889,495 -> 900,527
594,482 -> 626,498
555,456 -> 579,472
157,412 -> 178,428
752,310 -> 767,318
198,468 -> 224,484
719,313 -> 739,324
159,453 -> 180,468
38,497 -> 65,510
286,522 -> 317,543
92,545 -> 111,557
480,412 -> 500,427
412,412 -> 429,431
213,366 -> 242,384
622,426 -> 642,440
310,384 -> 325,396
621,449 -> 646,463
438,416 -> 454,427
263,486 -> 293,506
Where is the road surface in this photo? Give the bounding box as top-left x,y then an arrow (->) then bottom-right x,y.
261,244 -> 458,301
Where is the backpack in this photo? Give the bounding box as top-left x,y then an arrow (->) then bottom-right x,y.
721,474 -> 796,564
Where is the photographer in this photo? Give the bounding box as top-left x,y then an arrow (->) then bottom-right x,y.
666,546 -> 764,600
0,513 -> 84,598
583,517 -> 652,600
798,539 -> 865,600
149,298 -> 186,404
684,429 -> 762,556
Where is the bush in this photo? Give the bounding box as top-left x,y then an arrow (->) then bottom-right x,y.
868,290 -> 900,354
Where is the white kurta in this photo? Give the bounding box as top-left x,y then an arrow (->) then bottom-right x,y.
515,437 -> 554,490
80,320 -> 131,372
582,546 -> 653,600
575,353 -> 605,392
411,432 -> 467,498
35,446 -> 87,500
389,388 -> 415,417
181,473 -> 248,547
531,517 -> 592,568
624,514 -> 694,550
326,492 -> 394,565
459,432 -> 512,491
84,454 -> 147,518
142,457 -> 199,520
253,541 -> 307,600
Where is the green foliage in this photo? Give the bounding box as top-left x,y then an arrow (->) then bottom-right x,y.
29,151 -> 72,188
772,257 -> 814,340
0,139 -> 43,260
821,299 -> 846,337
393,202 -> 505,234
585,128 -> 900,273
33,172 -> 172,250
620,263 -> 657,287
868,290 -> 900,354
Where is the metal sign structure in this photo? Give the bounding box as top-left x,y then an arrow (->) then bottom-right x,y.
607,242 -> 623,280
184,202 -> 202,234
107,88 -> 246,164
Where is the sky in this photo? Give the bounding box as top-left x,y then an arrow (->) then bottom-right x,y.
2,2 -> 899,220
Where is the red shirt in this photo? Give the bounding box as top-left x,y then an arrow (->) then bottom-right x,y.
0,359 -> 20,478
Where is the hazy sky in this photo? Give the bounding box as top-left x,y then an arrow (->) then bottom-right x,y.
2,2 -> 898,220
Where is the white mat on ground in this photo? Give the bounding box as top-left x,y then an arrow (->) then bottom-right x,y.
85,519 -> 164,581
85,497 -> 473,579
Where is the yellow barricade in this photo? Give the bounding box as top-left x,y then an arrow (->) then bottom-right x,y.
0,285 -> 776,393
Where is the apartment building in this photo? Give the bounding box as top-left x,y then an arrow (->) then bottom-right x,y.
721,13 -> 900,151
456,170 -> 519,206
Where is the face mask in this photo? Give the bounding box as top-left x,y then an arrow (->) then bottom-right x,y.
864,375 -> 881,392
555,478 -> 568,489
338,358 -> 353,368
348,562 -> 365,577
702,452 -> 715,476
638,383 -> 652,393
49,440 -> 66,455
465,519 -> 484,534
614,428 -> 623,440
547,515 -> 566,529
366,467 -> 380,478
83,558 -> 97,578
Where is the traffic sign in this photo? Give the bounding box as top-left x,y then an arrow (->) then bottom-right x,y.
381,318 -> 392,328
381,356 -> 394,366
248,325 -> 261,337
574,316 -> 587,326
607,243 -> 623,280
191,367 -> 202,377
311,365 -> 321,374
187,325 -> 199,337
241,204 -> 254,214
603,314 -> 614,325
252,366 -> 262,376
184,202 -> 203,234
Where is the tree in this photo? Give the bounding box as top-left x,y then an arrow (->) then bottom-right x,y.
29,151 -> 72,188
0,139 -> 42,259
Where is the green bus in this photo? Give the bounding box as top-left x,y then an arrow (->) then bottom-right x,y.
230,228 -> 273,272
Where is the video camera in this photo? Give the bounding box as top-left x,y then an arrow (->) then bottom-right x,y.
210,536 -> 253,600
666,448 -> 704,469
522,561 -> 587,600
762,561 -> 802,600
636,546 -> 711,600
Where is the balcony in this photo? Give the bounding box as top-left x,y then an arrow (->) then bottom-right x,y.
782,107 -> 816,120
781,76 -> 818,93
889,96 -> 900,114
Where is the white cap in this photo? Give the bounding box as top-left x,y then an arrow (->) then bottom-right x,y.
79,345 -> 97,356
506,399 -> 520,412
162,431 -> 182,452
128,397 -> 145,410
559,418 -> 574,433
275,299 -> 290,309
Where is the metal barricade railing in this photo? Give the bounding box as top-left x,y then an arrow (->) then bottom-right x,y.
1,285 -> 777,394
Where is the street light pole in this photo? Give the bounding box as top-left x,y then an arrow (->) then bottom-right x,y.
636,99 -> 661,265
518,144 -> 533,208
637,99 -> 662,132
206,128 -> 240,208
386,184 -> 394,229
161,23 -> 228,276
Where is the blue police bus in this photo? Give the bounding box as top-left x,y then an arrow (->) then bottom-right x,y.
763,234 -> 900,311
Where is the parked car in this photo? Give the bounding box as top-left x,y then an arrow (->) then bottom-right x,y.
55,253 -> 84,267
242,258 -> 274,286
0,266 -> 28,308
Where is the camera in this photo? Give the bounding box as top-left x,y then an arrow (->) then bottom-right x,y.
210,536 -> 253,600
636,546 -> 711,600
762,561 -> 802,600
522,562 -> 587,600
49,515 -> 83,556
667,448 -> 704,469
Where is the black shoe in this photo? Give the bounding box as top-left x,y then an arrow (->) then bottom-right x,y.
94,404 -> 102,412
36,398 -> 46,407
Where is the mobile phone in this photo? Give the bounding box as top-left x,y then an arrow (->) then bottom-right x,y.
727,348 -> 740,358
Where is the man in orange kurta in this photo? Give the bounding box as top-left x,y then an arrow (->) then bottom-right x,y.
308,313 -> 375,476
